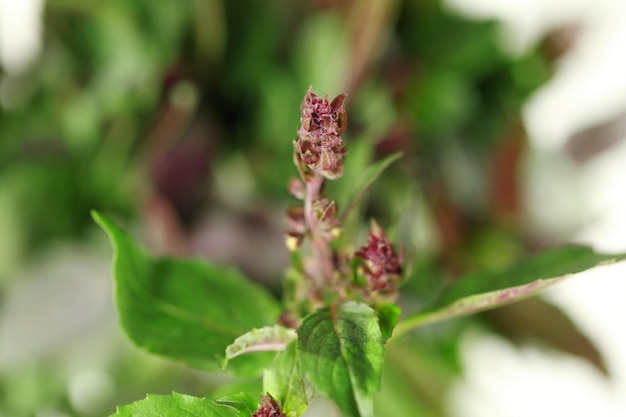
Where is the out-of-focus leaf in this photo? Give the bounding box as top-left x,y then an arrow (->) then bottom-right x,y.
407,70 -> 475,137
209,380 -> 264,406
298,302 -> 384,417
375,341 -> 452,417
339,152 -> 403,222
484,297 -> 607,374
293,12 -> 349,95
113,392 -> 236,417
394,246 -> 626,336
92,211 -> 280,371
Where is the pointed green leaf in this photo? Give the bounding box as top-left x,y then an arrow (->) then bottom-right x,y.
394,245 -> 626,337
338,152 -> 403,222
374,303 -> 401,341
92,211 -> 280,371
298,302 -> 384,417
224,325 -> 297,367
213,393 -> 258,417
485,297 -> 607,374
112,392 -> 237,417
263,342 -> 311,417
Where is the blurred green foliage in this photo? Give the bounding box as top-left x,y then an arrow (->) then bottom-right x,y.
0,0 -> 558,416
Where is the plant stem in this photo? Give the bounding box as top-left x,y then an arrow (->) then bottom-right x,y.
304,174 -> 334,287
304,175 -> 323,231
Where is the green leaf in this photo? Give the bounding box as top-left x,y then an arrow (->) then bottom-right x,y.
213,393 -> 258,417
112,392 -> 237,417
210,380 -> 264,406
92,211 -> 280,371
484,297 -> 607,374
224,325 -> 297,367
375,341 -> 451,417
374,303 -> 402,341
394,246 -> 626,337
338,152 -> 403,223
263,342 -> 311,417
224,350 -> 278,378
298,302 -> 384,417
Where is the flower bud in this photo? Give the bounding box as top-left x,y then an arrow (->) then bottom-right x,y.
288,178 -> 305,200
294,86 -> 347,180
313,199 -> 341,242
355,220 -> 403,295
251,393 -> 286,417
285,206 -> 306,250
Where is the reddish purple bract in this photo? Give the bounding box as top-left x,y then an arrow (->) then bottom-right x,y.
251,394 -> 286,417
294,86 -> 347,179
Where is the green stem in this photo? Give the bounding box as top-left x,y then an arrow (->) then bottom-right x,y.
388,315 -> 429,344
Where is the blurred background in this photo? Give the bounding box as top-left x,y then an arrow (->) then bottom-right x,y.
1,0 -> 626,416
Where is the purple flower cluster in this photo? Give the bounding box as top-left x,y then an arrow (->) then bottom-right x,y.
251,394 -> 286,417
285,87 -> 404,311
355,221 -> 403,295
294,86 -> 347,179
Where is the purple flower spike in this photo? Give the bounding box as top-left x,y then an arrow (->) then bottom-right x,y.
295,86 -> 347,179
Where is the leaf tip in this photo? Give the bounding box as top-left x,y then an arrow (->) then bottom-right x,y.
91,211 -> 128,249
91,209 -> 114,235
220,356 -> 229,370
90,209 -> 103,224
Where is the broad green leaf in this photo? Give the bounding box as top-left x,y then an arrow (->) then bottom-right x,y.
92,211 -> 280,371
298,302 -> 384,417
394,246 -> 626,337
263,342 -> 311,417
338,152 -> 403,222
210,380 -> 264,406
112,392 -> 237,417
214,393 -> 258,417
375,341 -> 451,417
224,325 -> 297,367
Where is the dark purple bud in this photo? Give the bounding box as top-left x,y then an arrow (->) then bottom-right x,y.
251,393 -> 286,417
355,220 -> 403,295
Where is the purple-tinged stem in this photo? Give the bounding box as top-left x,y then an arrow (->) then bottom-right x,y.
304,174 -> 334,286
304,174 -> 324,231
